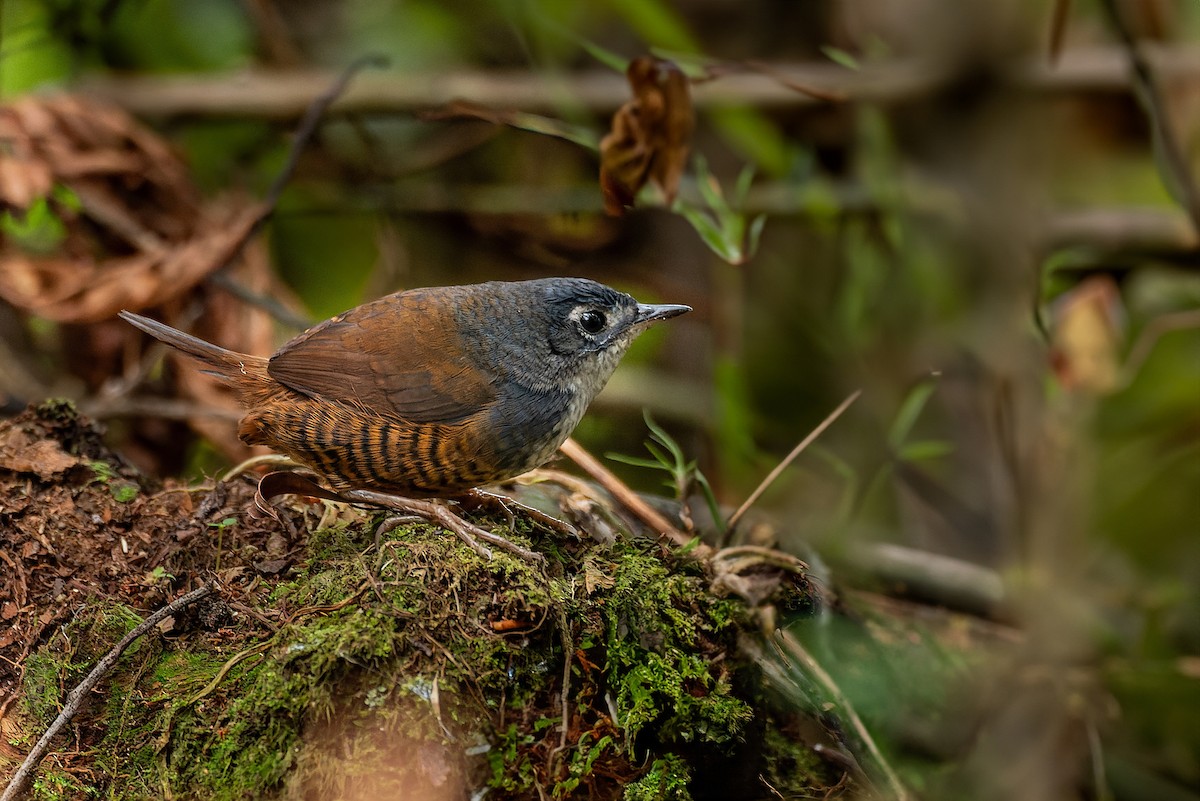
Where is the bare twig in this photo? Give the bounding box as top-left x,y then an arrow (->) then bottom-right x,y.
1,585 -> 214,801
262,54 -> 388,212
1121,308 -> 1200,387
201,55 -> 386,327
1099,0 -> 1200,234
558,437 -> 693,548
83,396 -> 244,422
1048,0 -> 1073,64
726,390 -> 861,534
207,272 -> 313,331
773,629 -> 911,801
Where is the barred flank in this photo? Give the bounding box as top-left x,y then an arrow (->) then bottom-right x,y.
247,397 -> 497,496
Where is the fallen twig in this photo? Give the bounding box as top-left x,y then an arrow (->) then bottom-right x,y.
773,629 -> 911,801
1,585 -> 214,801
558,437 -> 693,549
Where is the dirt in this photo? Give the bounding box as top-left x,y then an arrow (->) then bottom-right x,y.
0,400 -> 289,717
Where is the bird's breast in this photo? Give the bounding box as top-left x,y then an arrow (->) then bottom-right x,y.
485,382 -> 585,477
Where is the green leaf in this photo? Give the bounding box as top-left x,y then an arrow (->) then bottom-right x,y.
693,470 -> 723,534
645,411 -> 686,467
694,159 -> 729,216
576,37 -> 629,73
111,483 -> 139,503
502,112 -> 600,151
820,45 -> 861,70
899,440 -> 955,462
605,453 -> 665,470
733,163 -> 756,208
680,205 -> 740,263
888,378 -> 938,449
746,213 -> 767,260
88,461 -> 118,484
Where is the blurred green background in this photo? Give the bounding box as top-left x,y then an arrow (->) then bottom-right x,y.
1,0 -> 1198,798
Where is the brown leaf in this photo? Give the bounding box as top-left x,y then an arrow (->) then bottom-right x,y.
1048,275 -> 1125,394
0,428 -> 81,479
0,156 -> 54,209
0,202 -> 265,323
599,56 -> 694,216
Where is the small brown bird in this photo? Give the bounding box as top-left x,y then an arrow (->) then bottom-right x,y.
120,278 -> 689,557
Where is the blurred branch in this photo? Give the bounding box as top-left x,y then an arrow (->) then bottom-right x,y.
83,396 -> 244,422
75,45 -> 1200,118
285,179 -> 1200,258
1099,0 -> 1200,235
843,542 -> 1010,621
200,56 -> 385,329
1047,0 -> 1072,64
1039,207 -> 1199,255
1121,308 -> 1200,387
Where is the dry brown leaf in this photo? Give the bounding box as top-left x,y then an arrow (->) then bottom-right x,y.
0,428 -> 80,479
0,202 -> 265,323
599,56 -> 694,216
1049,275 -> 1125,394
0,157 -> 54,209
0,94 -> 288,468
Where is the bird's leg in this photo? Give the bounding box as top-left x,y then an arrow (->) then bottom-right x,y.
250,472 -> 546,563
461,488 -> 580,539
341,489 -> 545,564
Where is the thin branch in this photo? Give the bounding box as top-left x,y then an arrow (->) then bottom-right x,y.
261,54 -> 388,211
207,272 -> 314,331
1047,0 -> 1073,64
1121,308 -> 1200,387
726,390 -> 861,534
1,585 -> 214,801
558,437 -> 694,549
1099,0 -> 1200,234
844,542 -> 1009,621
201,55 -> 386,326
82,396 -> 244,422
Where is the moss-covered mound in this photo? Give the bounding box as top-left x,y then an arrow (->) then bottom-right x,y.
1,403 -> 832,800
15,519 -> 829,800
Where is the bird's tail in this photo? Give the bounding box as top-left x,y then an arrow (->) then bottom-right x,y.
118,311 -> 270,390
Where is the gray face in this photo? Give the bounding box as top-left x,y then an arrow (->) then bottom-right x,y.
463,278 -> 686,401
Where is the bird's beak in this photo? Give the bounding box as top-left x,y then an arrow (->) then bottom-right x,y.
634,303 -> 692,325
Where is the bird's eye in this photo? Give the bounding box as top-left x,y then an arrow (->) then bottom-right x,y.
578,310 -> 607,334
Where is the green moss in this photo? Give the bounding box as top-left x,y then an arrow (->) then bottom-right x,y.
13,512 -> 810,799
29,770 -> 92,801
166,607 -> 403,799
623,753 -> 693,801
22,604 -> 145,725
600,546 -> 753,748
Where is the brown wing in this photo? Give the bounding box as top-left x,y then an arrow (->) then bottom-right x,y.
266,288 -> 496,424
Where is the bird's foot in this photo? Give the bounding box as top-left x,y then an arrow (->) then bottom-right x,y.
460,488 -> 579,540
250,472 -> 545,563
341,489 -> 545,564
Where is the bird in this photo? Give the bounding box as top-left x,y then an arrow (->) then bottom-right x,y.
120,277 -> 690,560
